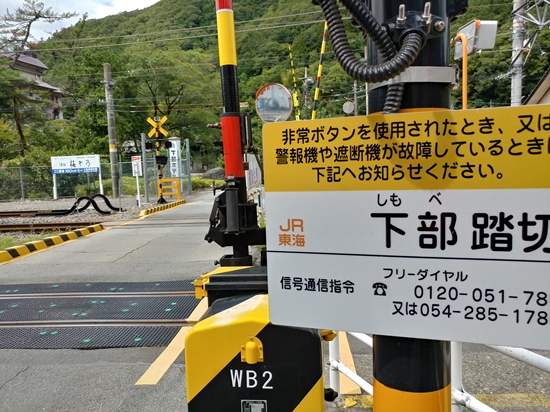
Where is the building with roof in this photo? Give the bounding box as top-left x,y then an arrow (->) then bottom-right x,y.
4,52 -> 63,120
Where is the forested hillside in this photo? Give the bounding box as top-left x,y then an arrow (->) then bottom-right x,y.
1,0 -> 549,177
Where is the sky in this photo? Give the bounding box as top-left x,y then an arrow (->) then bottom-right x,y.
2,0 -> 160,40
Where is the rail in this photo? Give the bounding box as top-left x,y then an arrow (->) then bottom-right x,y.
0,222 -> 102,233
328,333 -> 550,411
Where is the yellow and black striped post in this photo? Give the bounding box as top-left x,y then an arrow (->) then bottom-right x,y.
366,1 -> 465,410
311,21 -> 328,120
373,337 -> 451,411
288,44 -> 301,121
186,292 -> 324,411
155,138 -> 167,204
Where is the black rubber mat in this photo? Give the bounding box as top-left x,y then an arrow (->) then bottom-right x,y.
0,280 -> 195,296
0,326 -> 183,349
0,296 -> 198,322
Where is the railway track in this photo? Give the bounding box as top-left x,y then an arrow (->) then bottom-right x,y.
0,210 -> 54,218
0,286 -> 199,330
0,222 -> 102,233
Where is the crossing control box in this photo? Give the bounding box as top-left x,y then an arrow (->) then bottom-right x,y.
185,293 -> 325,411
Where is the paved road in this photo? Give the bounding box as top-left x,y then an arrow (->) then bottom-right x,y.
0,189 -> 548,412
0,190 -> 220,412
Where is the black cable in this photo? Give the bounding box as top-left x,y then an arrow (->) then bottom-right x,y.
346,0 -> 404,113
317,0 -> 421,111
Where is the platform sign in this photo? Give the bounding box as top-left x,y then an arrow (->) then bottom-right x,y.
263,105 -> 550,350
131,156 -> 142,177
51,155 -> 100,174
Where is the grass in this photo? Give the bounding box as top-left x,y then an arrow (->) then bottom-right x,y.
74,176 -> 226,196
0,234 -> 53,250
191,176 -> 225,189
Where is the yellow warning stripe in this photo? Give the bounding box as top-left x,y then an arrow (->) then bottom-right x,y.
293,377 -> 325,411
216,11 -> 237,66
0,224 -> 104,264
373,379 -> 451,412
139,200 -> 186,217
186,294 -> 269,401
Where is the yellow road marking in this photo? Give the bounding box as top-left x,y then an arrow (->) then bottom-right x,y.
136,299 -> 208,386
135,326 -> 191,386
475,393 -> 550,409
186,298 -> 208,324
339,332 -> 361,395
345,394 -> 550,409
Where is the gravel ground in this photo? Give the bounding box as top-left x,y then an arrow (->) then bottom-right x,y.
0,195 -> 167,241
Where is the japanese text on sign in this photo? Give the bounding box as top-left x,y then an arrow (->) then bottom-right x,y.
263,108 -> 550,192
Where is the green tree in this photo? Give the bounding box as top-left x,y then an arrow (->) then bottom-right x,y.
0,0 -> 77,156
0,0 -> 77,51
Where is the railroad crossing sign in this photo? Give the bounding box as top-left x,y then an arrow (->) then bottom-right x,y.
263,104 -> 550,350
147,116 -> 169,138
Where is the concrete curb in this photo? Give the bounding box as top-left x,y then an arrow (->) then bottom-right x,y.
0,224 -> 104,263
139,200 -> 187,217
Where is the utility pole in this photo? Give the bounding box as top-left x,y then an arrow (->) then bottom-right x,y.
511,0 -> 526,106
102,63 -> 120,198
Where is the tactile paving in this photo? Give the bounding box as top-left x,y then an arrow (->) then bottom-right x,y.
0,280 -> 194,296
0,296 -> 198,322
0,326 -> 182,349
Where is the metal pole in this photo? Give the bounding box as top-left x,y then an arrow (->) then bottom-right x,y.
328,332 -> 341,395
53,173 -> 57,200
311,21 -> 328,120
141,133 -> 149,203
99,165 -> 104,195
451,342 -> 463,412
511,0 -> 525,106
330,359 -> 374,396
288,44 -> 302,121
353,80 -> 358,116
486,345 -> 550,373
367,1 -> 456,411
102,63 -> 120,198
19,165 -> 24,200
185,138 -> 192,195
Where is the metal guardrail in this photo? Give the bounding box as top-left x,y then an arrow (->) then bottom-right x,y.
328,333 -> 550,411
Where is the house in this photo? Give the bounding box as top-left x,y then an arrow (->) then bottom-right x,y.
524,67 -> 550,105
3,52 -> 63,120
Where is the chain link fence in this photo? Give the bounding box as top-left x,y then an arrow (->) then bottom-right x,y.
0,157 -> 192,201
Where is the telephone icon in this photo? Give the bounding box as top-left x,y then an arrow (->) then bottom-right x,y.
372,282 -> 387,296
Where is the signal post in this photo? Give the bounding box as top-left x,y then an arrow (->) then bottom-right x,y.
366,1 -> 467,411
264,0 -> 469,411
147,115 -> 169,204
